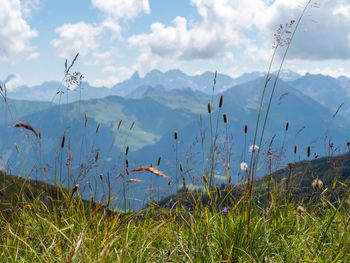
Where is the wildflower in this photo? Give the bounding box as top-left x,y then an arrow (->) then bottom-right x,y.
312,178 -> 323,190
222,206 -> 228,215
240,162 -> 248,171
249,145 -> 259,153
297,205 -> 305,215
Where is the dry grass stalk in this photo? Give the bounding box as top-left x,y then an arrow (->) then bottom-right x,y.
96,123 -> 101,134
13,121 -> 38,137
126,179 -> 143,183
131,166 -> 168,178
14,143 -> 19,153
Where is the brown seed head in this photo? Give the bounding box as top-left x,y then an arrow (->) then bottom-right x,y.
307,146 -> 311,157
179,163 -> 183,172
96,123 -> 101,134
130,121 -> 135,130
126,179 -> 143,183
71,184 -> 79,196
14,121 -> 38,137
287,163 -> 294,170
174,131 -> 178,140
223,113 -> 228,123
216,186 -> 221,199
126,159 -> 129,168
118,119 -> 122,130
95,151 -> 99,162
61,133 -> 65,149
244,124 -> 248,134
66,151 -> 72,166
84,113 -> 87,128
14,143 -> 19,153
125,146 -> 129,156
294,145 -> 297,154
131,165 -> 168,178
285,122 -> 289,131
202,174 -> 208,183
157,156 -> 161,166
207,103 -> 211,114
219,95 -> 223,108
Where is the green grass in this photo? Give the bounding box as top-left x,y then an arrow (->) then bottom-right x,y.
1,174 -> 350,262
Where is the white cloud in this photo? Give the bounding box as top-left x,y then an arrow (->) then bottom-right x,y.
102,66 -> 118,73
92,51 -> 112,60
27,52 -> 39,61
51,0 -> 150,59
91,76 -> 120,87
262,0 -> 350,60
0,0 -> 38,62
296,67 -> 350,78
51,22 -> 101,58
91,0 -> 150,21
5,74 -> 25,91
128,0 -> 268,72
128,0 -> 350,73
92,66 -> 134,87
21,0 -> 40,17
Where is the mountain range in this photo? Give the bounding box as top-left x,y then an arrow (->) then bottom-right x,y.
1,68 -> 350,209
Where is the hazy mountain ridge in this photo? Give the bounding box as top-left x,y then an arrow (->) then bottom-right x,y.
1,68 -> 325,103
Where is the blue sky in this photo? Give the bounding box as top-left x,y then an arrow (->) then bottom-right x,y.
1,0 -> 350,89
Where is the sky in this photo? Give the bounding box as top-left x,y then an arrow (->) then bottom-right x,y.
1,0 -> 350,90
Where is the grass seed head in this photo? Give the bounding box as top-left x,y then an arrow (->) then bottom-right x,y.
312,178 -> 323,190
96,123 -> 100,134
223,113 -> 228,123
219,95 -> 223,108
13,121 -> 38,137
297,205 -> 305,215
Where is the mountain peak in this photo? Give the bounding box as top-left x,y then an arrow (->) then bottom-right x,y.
130,71 -> 140,80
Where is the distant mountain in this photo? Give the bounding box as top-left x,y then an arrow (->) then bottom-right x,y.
6,81 -> 112,102
112,69 -> 236,96
290,73 -> 350,117
2,69 -> 304,102
338,76 -> 350,82
131,76 -> 350,190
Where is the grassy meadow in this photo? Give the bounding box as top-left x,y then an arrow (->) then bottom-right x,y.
1,1 -> 350,262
